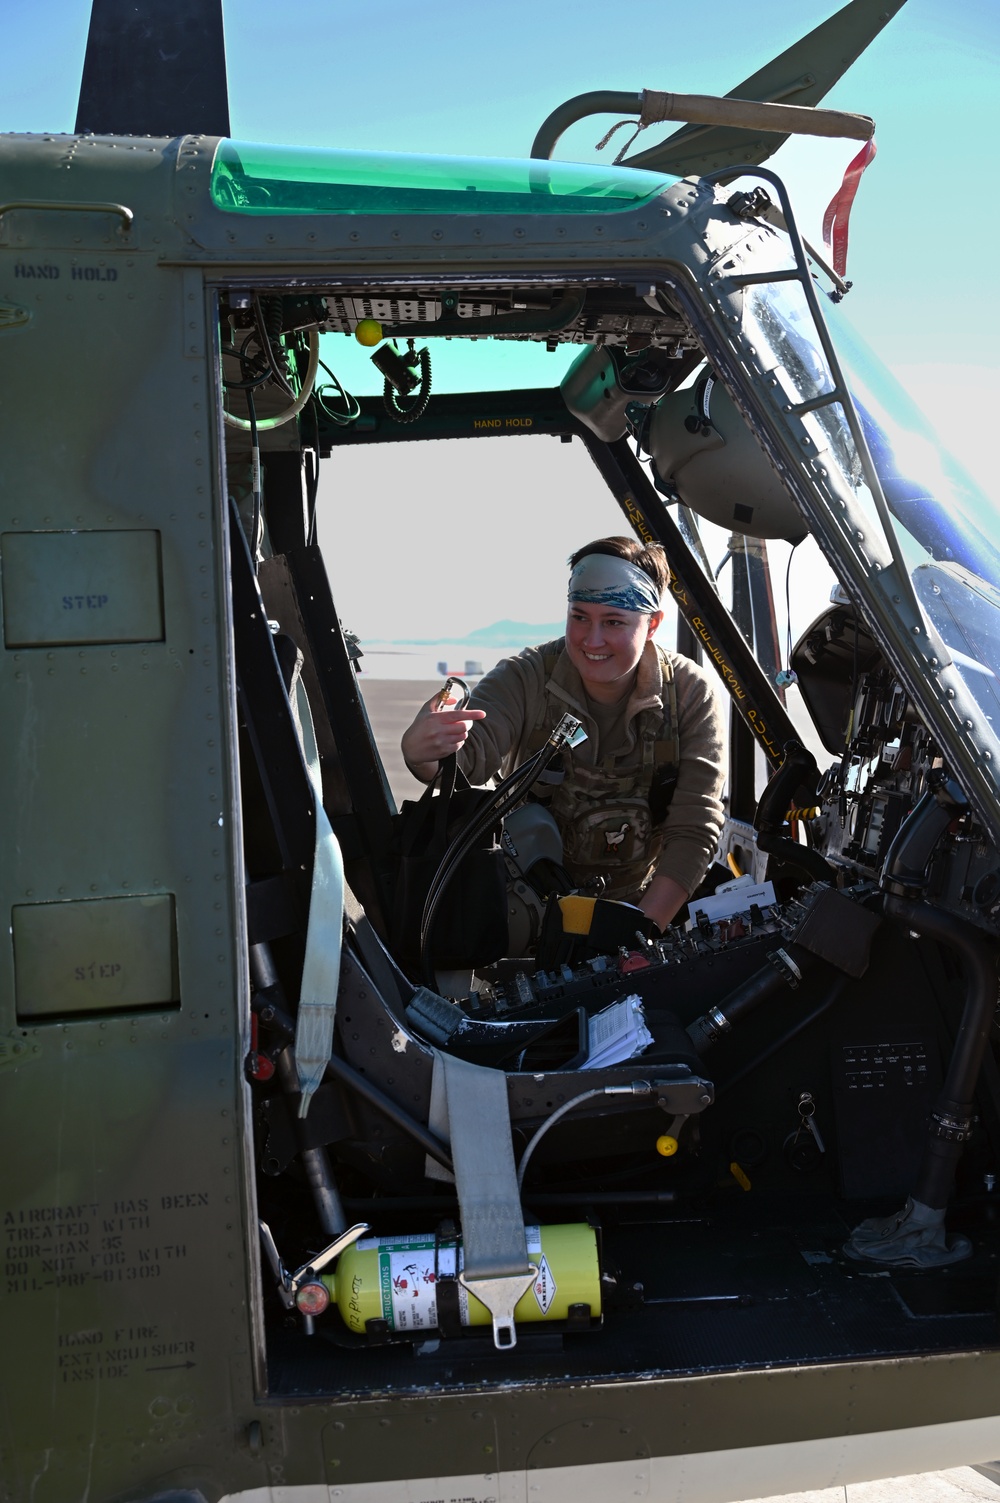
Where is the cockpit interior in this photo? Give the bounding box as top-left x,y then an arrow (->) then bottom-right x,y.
216,161 -> 1000,1400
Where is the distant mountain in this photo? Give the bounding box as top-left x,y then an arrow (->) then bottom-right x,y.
462,619 -> 565,647
397,619 -> 565,648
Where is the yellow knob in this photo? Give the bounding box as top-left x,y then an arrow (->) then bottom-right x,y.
656,1134 -> 679,1157
354,319 -> 383,347
730,1161 -> 752,1192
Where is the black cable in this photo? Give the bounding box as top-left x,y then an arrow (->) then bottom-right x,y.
315,390 -> 360,423
421,745 -> 549,919
238,329 -> 263,367
220,342 -> 274,391
837,604 -> 862,822
245,386 -> 262,567
419,748 -> 550,972
783,539 -> 800,668
314,358 -> 361,425
714,971 -> 850,1096
418,742 -> 558,984
383,345 -> 431,424
305,398 -> 321,548
253,294 -> 296,400
222,370 -> 273,391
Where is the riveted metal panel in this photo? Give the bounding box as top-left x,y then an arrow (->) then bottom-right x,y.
0,132 -> 257,1503
1,529 -> 164,647
13,893 -> 178,1019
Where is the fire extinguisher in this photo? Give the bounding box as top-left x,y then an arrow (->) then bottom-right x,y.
300,1222 -> 600,1336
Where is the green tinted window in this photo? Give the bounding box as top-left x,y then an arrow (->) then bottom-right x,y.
210,140 -> 669,217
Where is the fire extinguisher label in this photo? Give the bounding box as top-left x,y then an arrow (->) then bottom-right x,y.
531,1254 -> 557,1315
379,1240 -> 455,1332
374,1226 -> 548,1330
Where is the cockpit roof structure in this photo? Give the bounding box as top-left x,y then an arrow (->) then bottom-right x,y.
211,141 -> 674,218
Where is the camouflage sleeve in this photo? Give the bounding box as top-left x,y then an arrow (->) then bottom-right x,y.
653,656 -> 727,895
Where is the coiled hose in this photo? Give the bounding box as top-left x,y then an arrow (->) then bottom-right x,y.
384,344 -> 431,424
222,329 -> 320,432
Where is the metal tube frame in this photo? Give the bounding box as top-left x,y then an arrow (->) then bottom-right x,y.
652,165 -> 1000,854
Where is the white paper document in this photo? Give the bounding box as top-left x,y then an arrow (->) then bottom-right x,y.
583,995 -> 653,1069
687,879 -> 776,927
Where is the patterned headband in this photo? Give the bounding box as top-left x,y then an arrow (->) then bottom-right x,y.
568,553 -> 661,614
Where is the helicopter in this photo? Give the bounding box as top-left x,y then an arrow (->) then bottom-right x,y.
3,2 -> 1000,1502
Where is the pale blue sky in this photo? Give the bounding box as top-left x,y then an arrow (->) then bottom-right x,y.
7,0 -> 998,366
9,1 -> 997,644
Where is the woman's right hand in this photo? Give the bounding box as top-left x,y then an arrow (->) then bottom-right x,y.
400,692 -> 487,782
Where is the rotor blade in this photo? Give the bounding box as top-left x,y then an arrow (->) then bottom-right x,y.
76,0 -> 230,137
622,0 -> 906,177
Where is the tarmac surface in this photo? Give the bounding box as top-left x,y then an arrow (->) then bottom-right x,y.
358,678 -> 447,807
741,1470 -> 999,1502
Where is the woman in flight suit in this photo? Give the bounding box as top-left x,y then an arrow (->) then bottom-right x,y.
401,536 -> 726,930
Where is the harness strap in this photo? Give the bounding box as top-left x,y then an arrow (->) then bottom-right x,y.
656,647 -> 679,768
292,677 -> 346,1118
425,1050 -> 534,1348
525,648 -> 563,752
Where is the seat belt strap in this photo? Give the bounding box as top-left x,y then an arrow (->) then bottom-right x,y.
292,677 -> 345,1118
426,1051 -> 536,1349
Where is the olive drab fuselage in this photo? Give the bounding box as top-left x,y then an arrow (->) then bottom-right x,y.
4,104 -> 1000,1503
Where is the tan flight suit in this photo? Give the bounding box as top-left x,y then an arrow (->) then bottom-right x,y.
457,638 -> 727,902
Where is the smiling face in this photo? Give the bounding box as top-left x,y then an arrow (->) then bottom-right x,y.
565,600 -> 664,703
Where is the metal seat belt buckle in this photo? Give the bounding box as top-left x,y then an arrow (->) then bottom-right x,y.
459,1265 -> 537,1349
